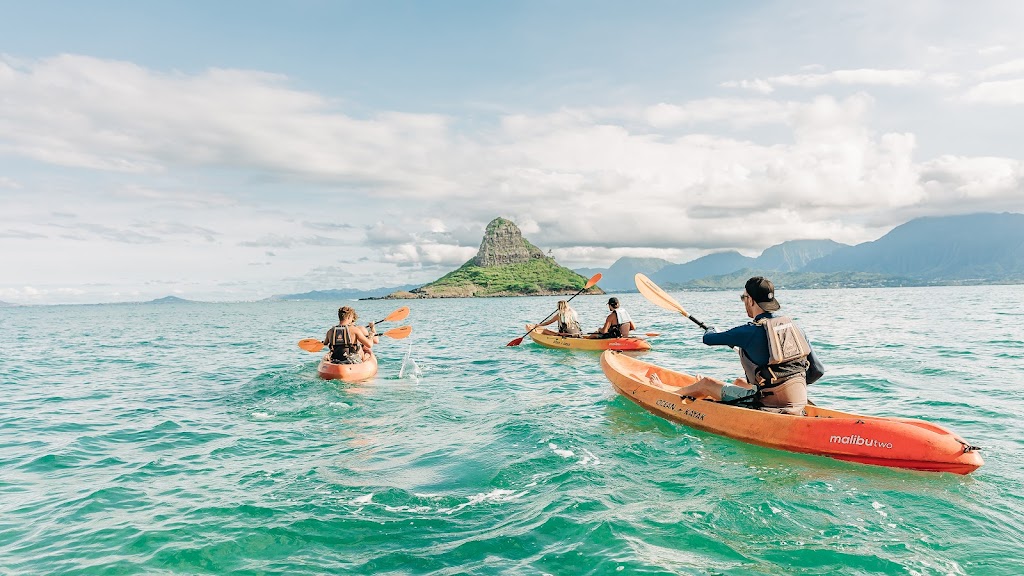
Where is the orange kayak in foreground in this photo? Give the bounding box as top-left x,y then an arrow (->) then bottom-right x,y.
525,324 -> 652,351
317,353 -> 378,382
601,351 -> 983,474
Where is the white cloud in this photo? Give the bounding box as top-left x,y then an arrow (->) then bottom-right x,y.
720,78 -> 774,94
379,242 -> 477,267
724,69 -> 928,93
642,99 -> 793,128
0,54 -> 455,194
920,155 -> 1024,205
978,45 -> 1008,56
979,58 -> 1024,78
963,79 -> 1024,104
3,53 -> 1024,303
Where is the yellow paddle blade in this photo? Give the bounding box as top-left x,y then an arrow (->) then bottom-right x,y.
298,338 -> 324,352
383,306 -> 411,323
634,273 -> 690,317
584,273 -> 602,289
383,325 -> 412,339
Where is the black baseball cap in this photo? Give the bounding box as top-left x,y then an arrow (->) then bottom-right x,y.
744,276 -> 780,311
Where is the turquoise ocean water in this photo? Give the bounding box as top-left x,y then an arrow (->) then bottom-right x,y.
2,285 -> 1023,575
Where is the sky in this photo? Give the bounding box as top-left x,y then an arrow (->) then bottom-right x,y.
2,0 -> 1024,304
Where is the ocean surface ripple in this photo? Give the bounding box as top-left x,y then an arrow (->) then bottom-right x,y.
2,286 -> 1023,574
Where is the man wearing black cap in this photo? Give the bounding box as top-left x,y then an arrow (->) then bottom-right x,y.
659,276 -> 824,415
597,296 -> 635,338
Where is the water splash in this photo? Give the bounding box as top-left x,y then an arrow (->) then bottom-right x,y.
399,342 -> 421,381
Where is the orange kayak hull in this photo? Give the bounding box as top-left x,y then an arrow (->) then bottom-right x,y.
525,324 -> 652,351
317,353 -> 378,382
601,351 -> 983,475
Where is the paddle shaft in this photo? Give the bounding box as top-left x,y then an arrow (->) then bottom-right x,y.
369,305 -> 411,327
684,314 -> 709,331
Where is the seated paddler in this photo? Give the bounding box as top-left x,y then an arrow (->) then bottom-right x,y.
652,276 -> 824,415
536,300 -> 583,336
323,306 -> 378,364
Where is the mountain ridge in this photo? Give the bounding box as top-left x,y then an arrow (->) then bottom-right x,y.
576,213 -> 1024,290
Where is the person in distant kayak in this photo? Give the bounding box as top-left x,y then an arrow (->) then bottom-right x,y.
652,276 -> 824,415
537,300 -> 583,336
324,306 -> 378,364
597,297 -> 635,338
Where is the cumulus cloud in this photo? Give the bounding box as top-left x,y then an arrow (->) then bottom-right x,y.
364,222 -> 415,246
4,52 -> 1024,302
979,58 -> 1024,78
963,79 -> 1024,104
238,233 -> 353,248
919,155 -> 1024,207
722,68 -> 963,93
0,54 -> 455,194
641,99 -> 794,128
379,242 -> 477,267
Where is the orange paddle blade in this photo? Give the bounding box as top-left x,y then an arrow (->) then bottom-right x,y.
506,336 -> 525,347
634,273 -> 689,317
298,338 -> 324,352
584,273 -> 602,289
383,306 -> 410,323
383,325 -> 412,339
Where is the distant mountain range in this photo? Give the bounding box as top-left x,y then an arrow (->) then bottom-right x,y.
0,300 -> 16,307
577,257 -> 675,292
803,213 -> 1024,280
577,212 -> 1024,290
268,285 -> 420,301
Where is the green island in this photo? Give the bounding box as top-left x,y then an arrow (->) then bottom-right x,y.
388,218 -> 604,298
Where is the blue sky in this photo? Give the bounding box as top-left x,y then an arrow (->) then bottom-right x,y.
3,1 -> 1024,303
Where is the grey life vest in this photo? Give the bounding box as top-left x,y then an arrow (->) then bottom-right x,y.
740,315 -> 811,390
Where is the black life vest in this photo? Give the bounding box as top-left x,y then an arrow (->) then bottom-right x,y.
329,324 -> 362,363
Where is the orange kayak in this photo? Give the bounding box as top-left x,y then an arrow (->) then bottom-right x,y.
525,324 -> 651,351
317,353 -> 378,382
601,351 -> 983,475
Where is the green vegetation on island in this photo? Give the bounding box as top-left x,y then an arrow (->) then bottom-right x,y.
413,258 -> 592,297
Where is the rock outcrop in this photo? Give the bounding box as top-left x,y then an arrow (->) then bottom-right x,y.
472,217 -> 546,267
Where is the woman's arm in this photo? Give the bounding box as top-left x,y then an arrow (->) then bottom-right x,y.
537,312 -> 557,327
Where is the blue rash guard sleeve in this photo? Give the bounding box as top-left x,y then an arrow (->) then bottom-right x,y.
702,324 -> 770,366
